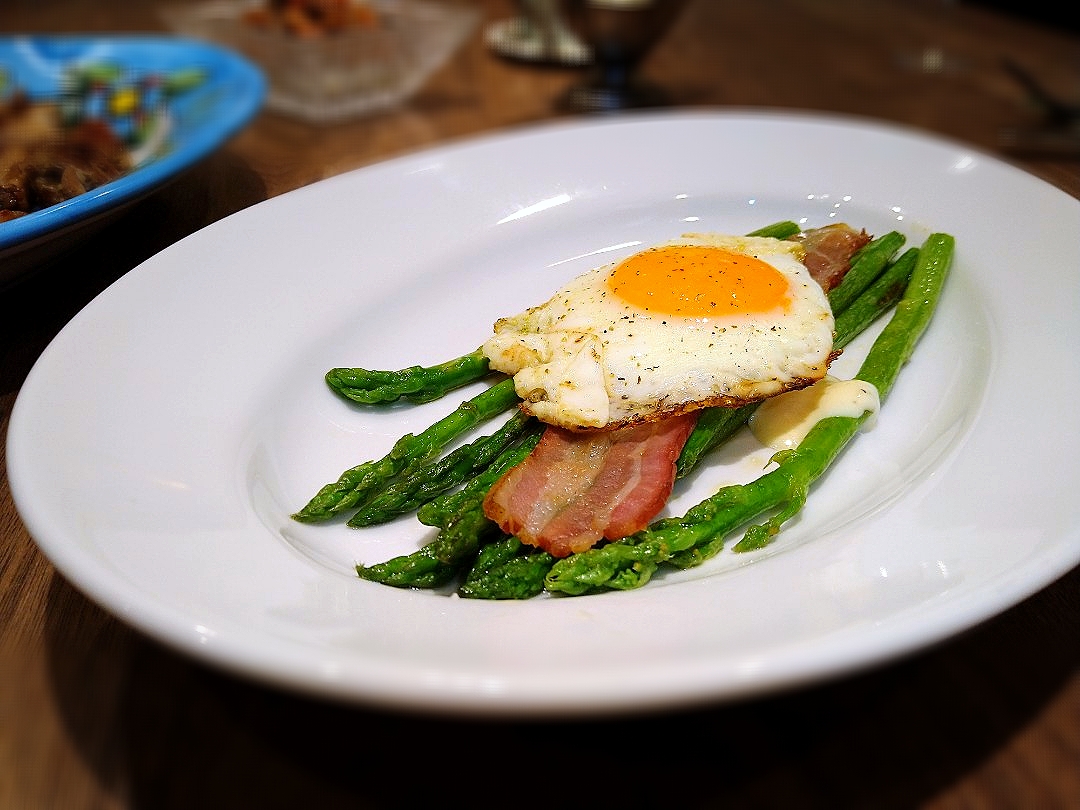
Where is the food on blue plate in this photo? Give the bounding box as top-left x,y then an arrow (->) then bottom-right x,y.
0,63 -> 205,223
0,91 -> 129,222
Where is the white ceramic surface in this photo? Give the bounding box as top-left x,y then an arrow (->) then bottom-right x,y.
9,110 -> 1080,716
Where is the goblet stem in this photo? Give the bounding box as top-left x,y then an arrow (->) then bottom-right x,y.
558,0 -> 687,113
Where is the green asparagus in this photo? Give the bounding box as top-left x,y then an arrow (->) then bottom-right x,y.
747,220 -> 802,239
325,348 -> 491,404
355,428 -> 542,586
833,247 -> 917,350
292,378 -> 520,522
459,538 -> 555,600
827,231 -> 906,314
674,403 -> 757,479
356,545 -> 461,589
417,424 -> 542,530
423,429 -> 542,563
346,410 -> 536,527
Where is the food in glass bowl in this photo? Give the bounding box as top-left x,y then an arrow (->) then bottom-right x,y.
163,0 -> 481,123
241,0 -> 380,37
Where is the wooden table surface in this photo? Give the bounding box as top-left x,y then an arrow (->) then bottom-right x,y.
2,1 -> 1078,807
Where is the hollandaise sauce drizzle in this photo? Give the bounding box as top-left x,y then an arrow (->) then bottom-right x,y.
749,375 -> 880,451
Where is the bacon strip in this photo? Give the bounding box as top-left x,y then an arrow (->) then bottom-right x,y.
792,222 -> 870,293
483,225 -> 869,557
483,413 -> 698,557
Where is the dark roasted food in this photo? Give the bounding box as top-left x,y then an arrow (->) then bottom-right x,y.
0,91 -> 130,222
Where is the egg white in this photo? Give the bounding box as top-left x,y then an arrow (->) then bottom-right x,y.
482,233 -> 835,430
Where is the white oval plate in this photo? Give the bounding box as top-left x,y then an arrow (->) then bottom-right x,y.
9,111 -> 1080,716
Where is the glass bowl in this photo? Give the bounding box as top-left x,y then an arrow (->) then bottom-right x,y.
162,0 -> 480,123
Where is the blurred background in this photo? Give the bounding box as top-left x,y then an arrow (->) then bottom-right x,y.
3,0 -> 1076,346
4,0 -> 1077,204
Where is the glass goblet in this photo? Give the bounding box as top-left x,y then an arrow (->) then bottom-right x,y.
558,0 -> 688,113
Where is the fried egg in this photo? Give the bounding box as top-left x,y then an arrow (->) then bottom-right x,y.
482,233 -> 836,430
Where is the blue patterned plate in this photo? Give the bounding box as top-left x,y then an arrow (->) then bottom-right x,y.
0,36 -> 264,283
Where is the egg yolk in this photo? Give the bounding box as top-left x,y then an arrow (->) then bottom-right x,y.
606,245 -> 792,317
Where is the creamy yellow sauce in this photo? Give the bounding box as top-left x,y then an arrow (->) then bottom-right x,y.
749,375 -> 880,451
